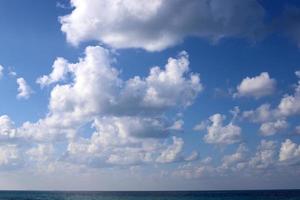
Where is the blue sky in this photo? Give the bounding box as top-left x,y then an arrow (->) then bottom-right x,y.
0,0 -> 300,190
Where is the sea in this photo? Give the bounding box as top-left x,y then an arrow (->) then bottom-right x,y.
0,190 -> 299,200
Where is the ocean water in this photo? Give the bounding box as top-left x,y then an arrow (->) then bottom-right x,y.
0,190 -> 299,200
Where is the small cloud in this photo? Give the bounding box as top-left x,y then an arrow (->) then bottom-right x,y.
295,70 -> 300,78
193,120 -> 208,131
167,120 -> 184,131
185,151 -> 198,162
234,72 -> 276,99
0,65 -> 3,79
203,113 -> 241,145
56,1 -> 71,9
17,77 -> 33,99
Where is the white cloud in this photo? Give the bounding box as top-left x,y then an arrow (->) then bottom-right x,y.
279,139 -> 300,162
276,71 -> 300,117
173,158 -> 215,179
37,47 -> 202,130
0,144 -> 23,169
167,120 -> 184,131
156,137 -> 184,163
259,120 -> 288,136
220,144 -> 249,171
27,46 -> 202,167
243,104 -> 273,123
26,144 -> 54,162
277,93 -> 300,117
60,0 -> 266,51
0,65 -> 3,79
0,115 -> 17,139
202,113 -> 241,145
243,71 -> 300,134
16,77 -> 33,99
193,120 -> 208,131
184,151 -> 198,162
235,72 -> 276,99
36,57 -> 69,87
249,140 -> 277,169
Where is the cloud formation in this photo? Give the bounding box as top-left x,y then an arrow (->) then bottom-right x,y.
202,113 -> 241,145
16,77 -> 33,99
60,0 -> 266,51
235,72 -> 276,99
0,46 -> 203,169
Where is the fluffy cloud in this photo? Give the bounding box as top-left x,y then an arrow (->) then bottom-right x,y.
36,47 -> 202,130
259,120 -> 288,136
220,144 -> 249,171
279,139 -> 300,162
16,77 -> 33,99
202,113 -> 241,145
0,115 -> 17,139
60,0 -> 266,51
156,137 -> 184,163
243,71 -> 300,137
235,72 -> 276,99
243,103 -> 273,123
0,46 -> 203,170
249,140 -> 277,169
36,57 -> 69,87
24,46 -> 202,167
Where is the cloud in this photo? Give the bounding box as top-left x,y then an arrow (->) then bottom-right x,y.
243,71 -> 300,136
258,71 -> 300,118
174,158 -> 215,179
249,140 -> 277,169
0,115 -> 17,140
36,47 -> 202,129
259,120 -> 288,136
243,104 -> 273,123
0,144 -> 23,169
220,144 -> 249,171
0,65 -> 3,79
184,151 -> 199,162
16,77 -> 33,99
202,113 -> 241,145
60,0 -> 266,51
36,57 -> 69,87
193,120 -> 208,131
167,120 -> 184,131
20,46 -> 203,167
234,72 -> 276,99
296,70 -> 300,79
156,137 -> 184,163
277,78 -> 300,117
279,139 -> 300,163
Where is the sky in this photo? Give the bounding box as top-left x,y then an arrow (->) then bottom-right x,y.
0,0 -> 300,191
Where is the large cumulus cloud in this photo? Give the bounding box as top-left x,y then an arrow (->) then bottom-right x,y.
60,0 -> 266,51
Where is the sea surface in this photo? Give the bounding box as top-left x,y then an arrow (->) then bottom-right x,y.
0,190 -> 299,200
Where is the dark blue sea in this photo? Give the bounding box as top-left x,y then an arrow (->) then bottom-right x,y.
0,190 -> 299,200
